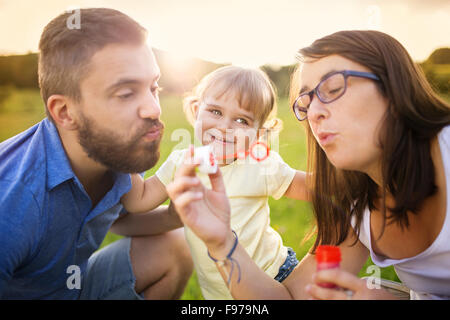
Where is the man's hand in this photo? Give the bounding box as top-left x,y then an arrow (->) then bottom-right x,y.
166,145 -> 233,258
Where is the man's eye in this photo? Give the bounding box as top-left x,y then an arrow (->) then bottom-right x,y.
118,92 -> 134,99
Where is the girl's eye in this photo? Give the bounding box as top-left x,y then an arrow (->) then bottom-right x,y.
236,118 -> 249,125
210,109 -> 222,116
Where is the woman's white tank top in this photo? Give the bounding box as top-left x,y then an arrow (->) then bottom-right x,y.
354,125 -> 450,299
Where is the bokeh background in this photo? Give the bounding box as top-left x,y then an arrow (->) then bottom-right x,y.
1,0 -> 449,299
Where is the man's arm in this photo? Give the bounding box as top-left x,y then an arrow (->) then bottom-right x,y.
110,202 -> 183,236
0,180 -> 41,297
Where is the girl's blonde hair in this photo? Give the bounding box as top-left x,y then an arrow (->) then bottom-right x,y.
183,65 -> 282,133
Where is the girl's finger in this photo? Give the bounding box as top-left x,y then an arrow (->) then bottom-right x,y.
208,167 -> 226,194
166,177 -> 202,199
172,191 -> 203,216
175,161 -> 199,179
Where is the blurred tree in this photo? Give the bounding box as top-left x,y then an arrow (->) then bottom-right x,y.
0,85 -> 14,112
261,64 -> 296,97
428,48 -> 450,64
0,53 -> 38,88
0,47 -> 448,98
419,47 -> 450,95
420,61 -> 440,91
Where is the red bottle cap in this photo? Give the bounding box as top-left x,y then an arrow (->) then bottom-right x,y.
315,245 -> 341,263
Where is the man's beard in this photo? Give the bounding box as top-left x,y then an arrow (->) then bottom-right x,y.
77,113 -> 164,173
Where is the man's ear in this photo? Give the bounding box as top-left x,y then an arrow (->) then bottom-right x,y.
46,95 -> 79,130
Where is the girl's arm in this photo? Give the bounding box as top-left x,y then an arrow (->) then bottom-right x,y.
166,147 -> 371,299
165,148 -> 293,299
283,170 -> 310,201
110,203 -> 183,236
208,223 -> 370,299
121,174 -> 168,213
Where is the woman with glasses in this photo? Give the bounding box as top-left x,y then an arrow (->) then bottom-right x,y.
166,30 -> 450,299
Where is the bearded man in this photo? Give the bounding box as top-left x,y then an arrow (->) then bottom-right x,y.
0,8 -> 192,300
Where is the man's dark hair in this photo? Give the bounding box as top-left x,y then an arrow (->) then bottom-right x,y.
38,8 -> 147,120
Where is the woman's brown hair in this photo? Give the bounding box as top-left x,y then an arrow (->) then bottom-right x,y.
291,30 -> 450,252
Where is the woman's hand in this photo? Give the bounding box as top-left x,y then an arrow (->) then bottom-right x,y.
166,145 -> 233,258
306,268 -> 399,300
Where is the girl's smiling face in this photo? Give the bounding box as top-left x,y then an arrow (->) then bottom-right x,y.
194,91 -> 260,165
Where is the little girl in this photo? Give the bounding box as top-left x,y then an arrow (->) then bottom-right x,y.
121,66 -> 309,299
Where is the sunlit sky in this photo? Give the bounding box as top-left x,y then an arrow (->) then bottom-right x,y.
0,0 -> 449,67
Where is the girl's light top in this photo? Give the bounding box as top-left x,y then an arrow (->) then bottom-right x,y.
156,149 -> 296,299
352,125 -> 450,300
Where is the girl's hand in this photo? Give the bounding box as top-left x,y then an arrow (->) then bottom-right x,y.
306,268 -> 399,300
166,145 -> 233,258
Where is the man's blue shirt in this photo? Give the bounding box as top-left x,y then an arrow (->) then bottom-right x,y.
0,118 -> 132,299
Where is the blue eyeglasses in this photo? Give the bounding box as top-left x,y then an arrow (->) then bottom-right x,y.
292,70 -> 381,121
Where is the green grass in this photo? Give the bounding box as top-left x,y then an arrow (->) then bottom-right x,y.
0,88 -> 46,141
0,89 -> 401,299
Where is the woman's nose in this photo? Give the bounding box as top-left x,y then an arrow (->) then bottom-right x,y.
307,97 -> 330,123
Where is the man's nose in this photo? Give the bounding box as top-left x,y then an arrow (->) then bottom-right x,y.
138,90 -> 161,119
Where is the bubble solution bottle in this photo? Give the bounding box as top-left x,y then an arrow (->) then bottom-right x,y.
315,245 -> 341,288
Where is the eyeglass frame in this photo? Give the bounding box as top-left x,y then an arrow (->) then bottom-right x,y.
292,70 -> 381,121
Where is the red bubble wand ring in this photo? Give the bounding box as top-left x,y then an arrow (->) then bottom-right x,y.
194,141 -> 271,174
219,140 -> 270,162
